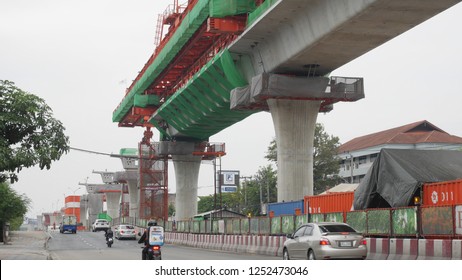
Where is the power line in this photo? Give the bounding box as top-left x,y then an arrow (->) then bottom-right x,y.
69,146 -> 219,164
70,147 -> 113,157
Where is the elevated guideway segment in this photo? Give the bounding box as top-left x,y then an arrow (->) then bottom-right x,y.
113,0 -> 461,214
80,183 -> 124,224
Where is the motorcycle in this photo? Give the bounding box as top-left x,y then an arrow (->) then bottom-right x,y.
107,237 -> 113,248
142,244 -> 162,260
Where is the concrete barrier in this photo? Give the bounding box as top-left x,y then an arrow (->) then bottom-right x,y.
232,235 -> 240,252
186,233 -> 194,247
247,235 -> 258,254
387,238 -> 418,260
276,236 -> 286,257
236,235 -> 247,253
366,238 -> 389,260
202,234 -> 209,249
193,234 -> 200,248
203,234 -> 211,250
257,235 -> 269,255
265,236 -> 280,256
417,239 -> 452,260
197,234 -> 204,248
210,234 -> 223,251
166,233 -> 462,259
451,240 -> 462,260
222,235 -> 234,252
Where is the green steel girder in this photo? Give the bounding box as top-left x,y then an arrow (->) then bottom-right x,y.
150,49 -> 258,140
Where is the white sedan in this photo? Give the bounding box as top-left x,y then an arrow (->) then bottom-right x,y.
114,224 -> 136,240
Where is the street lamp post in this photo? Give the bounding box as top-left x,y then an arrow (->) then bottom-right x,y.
240,176 -> 252,211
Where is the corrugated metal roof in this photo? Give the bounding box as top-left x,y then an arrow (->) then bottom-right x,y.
338,120 -> 462,153
320,183 -> 359,194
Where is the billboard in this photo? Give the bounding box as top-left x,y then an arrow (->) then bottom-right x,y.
218,170 -> 240,193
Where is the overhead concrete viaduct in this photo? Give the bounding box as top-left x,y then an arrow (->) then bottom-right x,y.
227,0 -> 461,201
81,183 -> 123,223
115,0 -> 461,217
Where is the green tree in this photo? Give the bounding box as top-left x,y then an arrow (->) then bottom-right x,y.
198,192 -> 241,214
312,123 -> 342,194
265,123 -> 341,195
0,80 -> 70,183
197,166 -> 277,217
168,203 -> 175,217
238,165 -> 277,216
0,182 -> 31,231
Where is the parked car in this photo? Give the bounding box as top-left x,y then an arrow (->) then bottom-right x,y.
92,219 -> 110,232
282,222 -> 367,260
114,224 -> 136,240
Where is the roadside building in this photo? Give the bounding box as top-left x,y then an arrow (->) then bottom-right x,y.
337,120 -> 462,183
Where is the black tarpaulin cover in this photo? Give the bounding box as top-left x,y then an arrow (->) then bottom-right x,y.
353,149 -> 462,210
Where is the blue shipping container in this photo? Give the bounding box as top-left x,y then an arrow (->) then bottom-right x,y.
267,200 -> 304,217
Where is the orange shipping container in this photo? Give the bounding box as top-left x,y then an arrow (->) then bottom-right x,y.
64,208 -> 80,216
304,192 -> 354,214
423,179 -> 462,206
64,208 -> 81,223
65,195 -> 80,203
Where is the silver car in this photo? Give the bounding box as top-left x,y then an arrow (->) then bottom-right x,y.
283,222 -> 367,260
114,224 -> 136,240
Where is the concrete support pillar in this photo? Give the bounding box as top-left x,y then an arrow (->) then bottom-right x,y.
173,154 -> 202,220
267,99 -> 321,201
114,171 -> 139,219
105,192 -> 121,221
80,194 -> 88,229
87,193 -> 104,228
127,180 -> 139,218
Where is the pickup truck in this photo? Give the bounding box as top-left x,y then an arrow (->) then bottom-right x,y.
60,215 -> 77,234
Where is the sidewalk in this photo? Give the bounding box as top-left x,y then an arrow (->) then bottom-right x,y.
0,231 -> 51,260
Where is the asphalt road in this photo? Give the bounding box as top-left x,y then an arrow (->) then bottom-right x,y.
48,231 -> 280,260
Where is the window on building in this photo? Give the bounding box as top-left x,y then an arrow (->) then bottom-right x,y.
370,153 -> 378,162
359,156 -> 367,164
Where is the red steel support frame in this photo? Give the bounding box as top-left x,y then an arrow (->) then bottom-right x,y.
138,128 -> 169,222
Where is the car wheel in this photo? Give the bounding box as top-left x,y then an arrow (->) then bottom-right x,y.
283,248 -> 290,260
308,249 -> 316,260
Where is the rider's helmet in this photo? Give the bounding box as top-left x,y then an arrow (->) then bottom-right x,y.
147,220 -> 157,227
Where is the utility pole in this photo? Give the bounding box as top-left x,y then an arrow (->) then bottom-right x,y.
259,179 -> 263,214
240,176 -> 252,208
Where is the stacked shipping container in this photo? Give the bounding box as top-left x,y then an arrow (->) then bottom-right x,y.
304,192 -> 355,214
422,179 -> 462,206
64,195 -> 80,223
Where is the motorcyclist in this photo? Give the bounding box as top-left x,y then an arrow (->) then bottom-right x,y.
105,228 -> 114,242
138,220 -> 157,260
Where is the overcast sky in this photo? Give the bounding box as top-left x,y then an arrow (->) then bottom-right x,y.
2,1 -> 462,218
